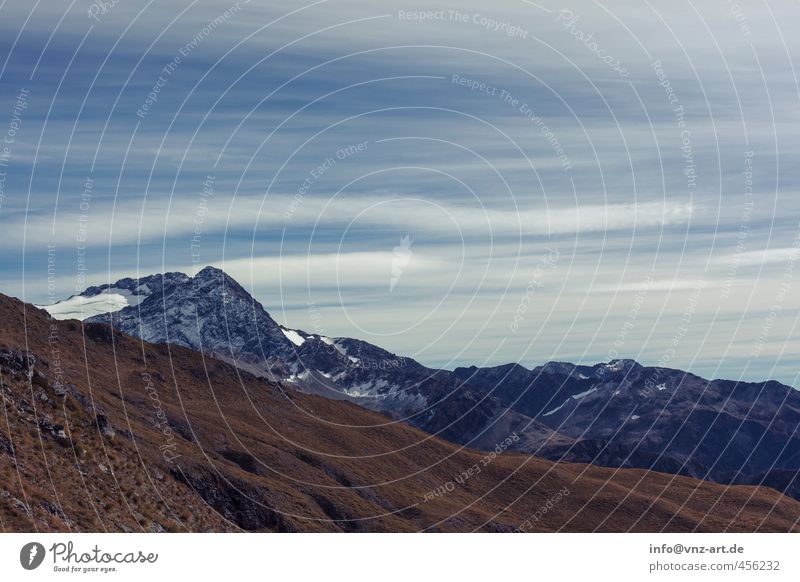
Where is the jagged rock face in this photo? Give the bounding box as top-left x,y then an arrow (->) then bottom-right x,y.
86,267 -> 294,362
83,271 -> 190,301
454,361 -> 800,496
78,271 -> 549,451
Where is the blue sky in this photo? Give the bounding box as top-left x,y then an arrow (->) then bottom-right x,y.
1,0 -> 799,385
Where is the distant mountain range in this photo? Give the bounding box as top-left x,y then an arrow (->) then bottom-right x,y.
6,291 -> 799,532
41,266 -> 800,502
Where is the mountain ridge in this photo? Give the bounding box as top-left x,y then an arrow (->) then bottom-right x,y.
38,267 -> 800,502
6,291 -> 798,532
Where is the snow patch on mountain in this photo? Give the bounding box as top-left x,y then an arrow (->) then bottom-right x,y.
281,328 -> 306,346
40,283 -> 151,321
341,379 -> 391,397
343,385 -> 383,398
572,387 -> 598,400
317,335 -> 348,356
543,398 -> 571,417
285,370 -> 312,383
39,288 -> 139,321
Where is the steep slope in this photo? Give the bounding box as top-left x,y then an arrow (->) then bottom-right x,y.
58,269 -> 563,453
454,360 -> 800,498
40,267 -> 800,502
84,267 -> 295,365
3,293 -> 799,532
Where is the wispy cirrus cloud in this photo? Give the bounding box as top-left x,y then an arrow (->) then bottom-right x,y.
2,195 -> 696,248
2,0 -> 800,384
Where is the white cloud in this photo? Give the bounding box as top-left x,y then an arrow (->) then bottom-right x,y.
721,247 -> 800,268
597,278 -> 711,293
3,194 -> 695,249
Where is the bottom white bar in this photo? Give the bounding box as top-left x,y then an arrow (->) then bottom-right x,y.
0,533 -> 795,581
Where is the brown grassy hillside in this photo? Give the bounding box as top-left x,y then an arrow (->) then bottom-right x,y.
0,293 -> 797,532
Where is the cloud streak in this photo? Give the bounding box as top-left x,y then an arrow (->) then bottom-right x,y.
1,0 -> 799,384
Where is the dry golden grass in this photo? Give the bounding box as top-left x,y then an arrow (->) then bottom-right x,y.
1,293 -> 798,532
